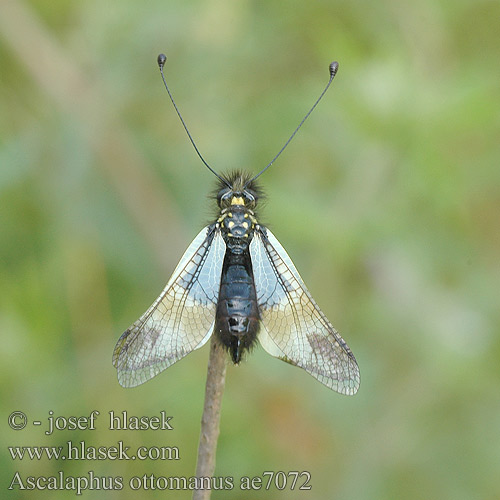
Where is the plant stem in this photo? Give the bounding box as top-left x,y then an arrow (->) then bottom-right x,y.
193,336 -> 227,500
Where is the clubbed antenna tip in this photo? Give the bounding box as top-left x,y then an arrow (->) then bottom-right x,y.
329,61 -> 339,78
157,53 -> 166,68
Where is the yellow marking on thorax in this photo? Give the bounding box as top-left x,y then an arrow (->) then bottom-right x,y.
231,196 -> 244,206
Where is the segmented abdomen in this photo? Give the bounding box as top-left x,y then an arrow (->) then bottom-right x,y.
215,251 -> 260,363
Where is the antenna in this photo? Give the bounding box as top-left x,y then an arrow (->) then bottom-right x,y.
157,53 -> 231,187
245,61 -> 339,186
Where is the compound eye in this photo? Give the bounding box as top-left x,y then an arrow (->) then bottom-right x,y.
242,190 -> 257,208
244,191 -> 255,203
218,190 -> 233,206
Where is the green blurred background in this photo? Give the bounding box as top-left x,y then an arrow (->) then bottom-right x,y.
1,0 -> 499,498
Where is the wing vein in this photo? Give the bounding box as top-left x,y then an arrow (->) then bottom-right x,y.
251,226 -> 360,395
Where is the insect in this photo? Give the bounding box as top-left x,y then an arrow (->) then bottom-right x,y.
113,54 -> 360,395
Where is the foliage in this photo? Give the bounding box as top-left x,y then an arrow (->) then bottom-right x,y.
1,0 -> 499,498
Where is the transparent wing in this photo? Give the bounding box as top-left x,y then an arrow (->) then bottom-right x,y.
250,227 -> 360,395
113,225 -> 225,387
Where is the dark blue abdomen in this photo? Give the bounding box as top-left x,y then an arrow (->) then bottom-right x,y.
215,250 -> 259,363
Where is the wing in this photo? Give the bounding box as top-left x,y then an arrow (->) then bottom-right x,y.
113,225 -> 225,387
250,226 -> 360,395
